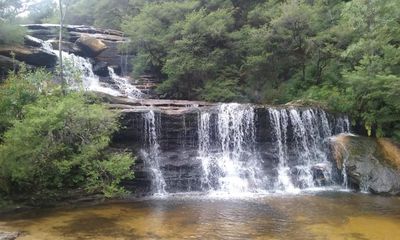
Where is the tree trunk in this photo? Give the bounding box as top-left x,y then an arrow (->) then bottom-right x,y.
59,0 -> 65,95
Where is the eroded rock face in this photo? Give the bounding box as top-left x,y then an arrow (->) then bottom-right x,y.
331,135 -> 400,195
0,45 -> 57,68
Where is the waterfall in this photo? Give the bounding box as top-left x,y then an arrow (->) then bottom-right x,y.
41,40 -> 143,98
278,108 -> 334,189
135,104 -> 351,196
268,109 -> 298,193
198,104 -> 267,194
141,110 -> 166,195
108,67 -> 143,99
335,116 -> 351,134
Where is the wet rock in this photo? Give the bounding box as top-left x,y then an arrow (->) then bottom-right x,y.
24,35 -> 43,47
0,232 -> 20,240
331,135 -> 400,195
0,45 -> 57,68
93,61 -> 109,77
47,40 -> 83,56
75,35 -> 107,57
18,24 -> 130,72
312,163 -> 330,186
0,55 -> 19,77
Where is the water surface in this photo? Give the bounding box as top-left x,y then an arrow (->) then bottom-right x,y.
1,192 -> 399,240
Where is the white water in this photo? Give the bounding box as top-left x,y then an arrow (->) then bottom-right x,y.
198,104 -> 267,194
141,110 -> 167,195
268,109 -> 298,193
196,106 -> 351,195
107,67 -> 143,99
42,40 -> 143,98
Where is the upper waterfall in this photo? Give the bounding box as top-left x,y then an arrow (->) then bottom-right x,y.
45,40 -> 143,98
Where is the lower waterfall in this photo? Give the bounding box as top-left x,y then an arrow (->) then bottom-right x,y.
136,104 -> 351,196
141,110 -> 167,195
198,104 -> 267,194
269,109 -> 297,193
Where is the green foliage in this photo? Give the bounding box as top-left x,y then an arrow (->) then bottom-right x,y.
122,0 -> 400,141
19,0 -> 57,24
0,70 -> 135,202
1,0 -> 399,142
200,66 -> 243,102
0,0 -> 26,45
0,21 -> 26,46
0,0 -> 23,19
0,66 -> 54,135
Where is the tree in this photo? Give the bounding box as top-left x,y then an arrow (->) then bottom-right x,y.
0,0 -> 25,46
0,69 -> 135,201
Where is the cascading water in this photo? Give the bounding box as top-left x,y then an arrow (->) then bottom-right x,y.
268,109 -> 298,193
335,116 -> 351,134
278,108 -> 335,190
107,67 -> 143,99
42,40 -> 143,98
141,110 -> 167,195
198,104 -> 267,194
195,106 -> 351,195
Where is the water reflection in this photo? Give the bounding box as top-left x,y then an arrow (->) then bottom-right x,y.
1,192 -> 400,239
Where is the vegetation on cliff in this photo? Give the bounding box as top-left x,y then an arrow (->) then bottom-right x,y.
0,67 -> 135,204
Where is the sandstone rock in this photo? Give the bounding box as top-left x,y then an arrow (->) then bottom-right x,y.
0,45 -> 57,68
331,135 -> 400,195
75,35 -> 107,57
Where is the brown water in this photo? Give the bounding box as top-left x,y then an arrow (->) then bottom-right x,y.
1,192 -> 400,240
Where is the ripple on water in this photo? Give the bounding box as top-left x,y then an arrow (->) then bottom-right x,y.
1,192 -> 400,240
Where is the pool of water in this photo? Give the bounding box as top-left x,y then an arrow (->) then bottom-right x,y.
1,192 -> 400,239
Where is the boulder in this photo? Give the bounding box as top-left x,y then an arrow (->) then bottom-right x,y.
0,46 -> 57,68
331,135 -> 400,195
75,35 -> 107,57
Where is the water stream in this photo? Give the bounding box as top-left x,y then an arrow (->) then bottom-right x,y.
141,110 -> 166,195
42,40 -> 143,98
